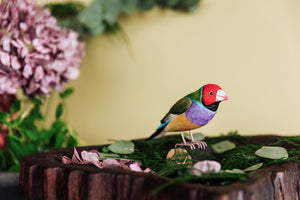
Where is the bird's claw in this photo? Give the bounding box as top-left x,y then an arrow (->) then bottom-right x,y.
191,141 -> 207,149
175,141 -> 207,150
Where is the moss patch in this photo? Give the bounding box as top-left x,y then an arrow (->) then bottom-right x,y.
126,131 -> 299,187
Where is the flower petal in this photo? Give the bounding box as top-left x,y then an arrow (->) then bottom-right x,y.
62,156 -> 72,164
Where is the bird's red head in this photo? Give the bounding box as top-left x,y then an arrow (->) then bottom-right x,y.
202,84 -> 228,106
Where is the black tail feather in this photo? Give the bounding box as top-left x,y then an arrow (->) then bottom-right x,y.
146,123 -> 168,141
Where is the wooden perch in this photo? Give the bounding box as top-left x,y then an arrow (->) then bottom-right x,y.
19,136 -> 300,200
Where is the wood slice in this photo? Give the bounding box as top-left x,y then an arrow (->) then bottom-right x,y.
19,136 -> 300,200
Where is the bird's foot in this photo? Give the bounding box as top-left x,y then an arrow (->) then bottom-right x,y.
190,141 -> 207,149
175,141 -> 207,150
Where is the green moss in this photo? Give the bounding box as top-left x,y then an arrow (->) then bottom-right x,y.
124,132 -> 299,191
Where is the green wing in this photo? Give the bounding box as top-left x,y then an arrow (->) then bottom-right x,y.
160,97 -> 192,123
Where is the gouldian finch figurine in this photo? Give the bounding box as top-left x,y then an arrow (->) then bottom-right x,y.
147,84 -> 228,150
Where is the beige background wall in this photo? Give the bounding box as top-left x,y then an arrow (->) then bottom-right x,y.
38,0 -> 300,145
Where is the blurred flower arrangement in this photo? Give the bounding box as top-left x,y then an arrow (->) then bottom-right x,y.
0,0 -> 200,172
0,0 -> 84,172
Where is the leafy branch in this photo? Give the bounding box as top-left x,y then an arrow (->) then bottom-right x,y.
0,89 -> 78,172
45,0 -> 201,37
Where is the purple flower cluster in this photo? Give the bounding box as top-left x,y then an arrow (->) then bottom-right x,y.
0,0 -> 84,97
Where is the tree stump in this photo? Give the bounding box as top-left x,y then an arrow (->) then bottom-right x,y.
19,136 -> 300,200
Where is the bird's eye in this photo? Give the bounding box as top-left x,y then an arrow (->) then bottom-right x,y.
209,91 -> 213,95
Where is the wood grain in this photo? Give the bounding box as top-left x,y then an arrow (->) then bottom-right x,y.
19,136 -> 300,200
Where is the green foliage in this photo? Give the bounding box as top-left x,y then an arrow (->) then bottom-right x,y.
0,88 -> 79,172
45,2 -> 85,18
45,0 -> 201,36
10,100 -> 21,114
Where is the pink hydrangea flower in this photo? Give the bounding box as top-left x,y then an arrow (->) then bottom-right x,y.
0,0 -> 84,97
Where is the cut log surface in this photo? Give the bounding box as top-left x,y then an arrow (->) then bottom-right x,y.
19,136 -> 300,200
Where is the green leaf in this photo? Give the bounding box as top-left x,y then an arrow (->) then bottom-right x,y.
255,146 -> 289,160
87,23 -> 106,35
21,129 -> 39,141
59,17 -> 85,40
10,100 -> 21,113
101,0 -> 122,25
59,88 -> 74,99
56,103 -> 63,119
7,134 -> 25,156
8,164 -> 20,172
211,140 -> 236,154
183,132 -> 205,141
45,2 -> 85,18
102,146 -> 109,153
67,135 -> 78,147
98,152 -> 120,160
0,150 -> 6,170
121,0 -> 137,15
137,0 -> 156,11
54,131 -> 66,148
108,140 -> 135,154
0,111 -> 10,123
224,169 -> 246,174
243,163 -> 263,172
22,143 -> 38,156
78,1 -> 104,34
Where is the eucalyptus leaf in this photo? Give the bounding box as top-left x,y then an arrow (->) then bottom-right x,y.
10,100 -> 21,113
137,0 -> 156,11
121,0 -> 137,15
101,0 -> 122,25
108,140 -> 135,154
157,0 -> 180,7
78,1 -> 103,33
87,23 -> 106,35
183,132 -> 205,141
243,163 -> 263,172
211,140 -> 236,154
255,146 -> 288,160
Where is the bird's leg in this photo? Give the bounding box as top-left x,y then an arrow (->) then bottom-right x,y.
189,130 -> 207,149
175,132 -> 196,150
181,132 -> 187,144
189,130 -> 195,142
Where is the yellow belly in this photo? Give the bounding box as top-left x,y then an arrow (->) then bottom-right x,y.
165,113 -> 201,132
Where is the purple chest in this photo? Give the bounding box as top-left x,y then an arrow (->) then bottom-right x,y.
185,100 -> 216,126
